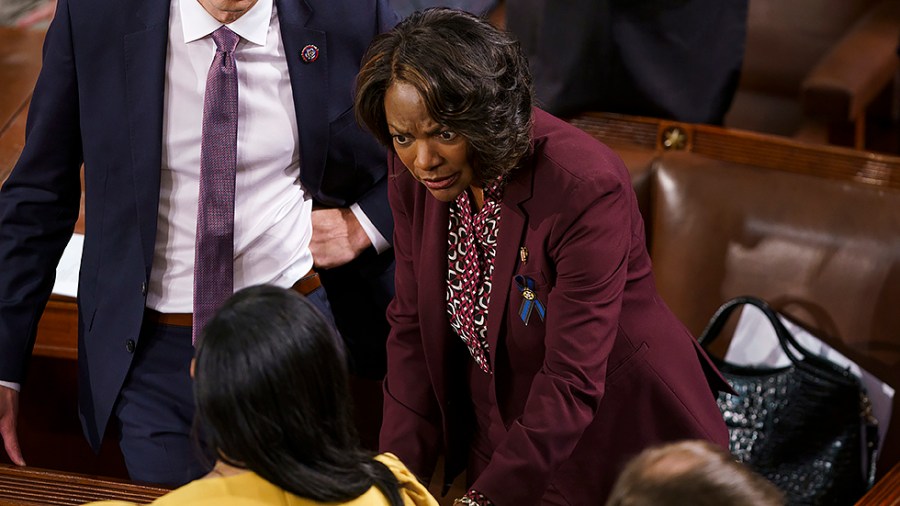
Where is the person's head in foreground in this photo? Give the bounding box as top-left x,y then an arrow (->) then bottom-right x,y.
605,440 -> 785,506
355,7 -> 533,208
192,284 -> 434,505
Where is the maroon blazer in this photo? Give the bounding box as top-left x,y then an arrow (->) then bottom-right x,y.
380,109 -> 729,505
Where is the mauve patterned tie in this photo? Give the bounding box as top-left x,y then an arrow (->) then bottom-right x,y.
193,26 -> 240,343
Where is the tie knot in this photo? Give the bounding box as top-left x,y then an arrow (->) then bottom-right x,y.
211,26 -> 239,53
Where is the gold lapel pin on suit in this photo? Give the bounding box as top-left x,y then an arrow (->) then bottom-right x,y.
519,246 -> 528,264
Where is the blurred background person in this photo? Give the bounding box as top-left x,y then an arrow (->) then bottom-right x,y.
500,0 -> 748,124
605,440 -> 785,506
87,285 -> 438,506
0,0 -> 53,27
355,8 -> 731,505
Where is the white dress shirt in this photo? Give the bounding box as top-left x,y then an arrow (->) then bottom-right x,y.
147,0 -> 381,312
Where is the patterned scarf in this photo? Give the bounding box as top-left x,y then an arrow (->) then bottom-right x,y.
446,180 -> 504,374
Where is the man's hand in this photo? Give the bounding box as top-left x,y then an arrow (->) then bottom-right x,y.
310,207 -> 372,269
0,385 -> 24,466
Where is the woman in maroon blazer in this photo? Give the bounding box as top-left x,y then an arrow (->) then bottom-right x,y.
355,9 -> 730,506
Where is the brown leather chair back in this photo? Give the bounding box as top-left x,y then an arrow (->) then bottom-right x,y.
648,151 -> 900,470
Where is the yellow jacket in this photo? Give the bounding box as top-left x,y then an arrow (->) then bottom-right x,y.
85,454 -> 438,506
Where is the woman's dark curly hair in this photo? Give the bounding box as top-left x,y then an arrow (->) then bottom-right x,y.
355,7 -> 534,182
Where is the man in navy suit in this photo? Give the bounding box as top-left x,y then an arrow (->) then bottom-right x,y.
0,0 -> 396,485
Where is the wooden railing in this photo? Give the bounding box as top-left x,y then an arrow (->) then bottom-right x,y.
0,464 -> 168,505
569,112 -> 900,189
857,462 -> 900,505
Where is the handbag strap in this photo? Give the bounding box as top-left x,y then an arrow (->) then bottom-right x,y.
697,296 -> 855,384
701,296 -> 879,485
862,393 -> 880,486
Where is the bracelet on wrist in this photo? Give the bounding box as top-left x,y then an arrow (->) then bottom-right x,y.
454,489 -> 493,506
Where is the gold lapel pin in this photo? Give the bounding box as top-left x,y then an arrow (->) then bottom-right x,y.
519,246 -> 528,264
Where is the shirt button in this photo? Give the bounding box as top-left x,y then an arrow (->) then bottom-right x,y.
141,282 -> 147,296
126,340 -> 136,353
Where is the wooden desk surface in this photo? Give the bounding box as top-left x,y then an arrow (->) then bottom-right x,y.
0,464 -> 169,505
35,296 -> 78,360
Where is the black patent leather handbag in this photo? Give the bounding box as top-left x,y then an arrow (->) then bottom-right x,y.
698,296 -> 878,506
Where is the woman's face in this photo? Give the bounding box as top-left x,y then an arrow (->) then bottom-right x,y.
384,81 -> 479,203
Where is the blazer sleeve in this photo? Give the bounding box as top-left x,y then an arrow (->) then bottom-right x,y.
0,0 -> 83,383
473,155 -> 635,505
352,174 -> 392,245
379,155 -> 443,482
335,0 -> 398,242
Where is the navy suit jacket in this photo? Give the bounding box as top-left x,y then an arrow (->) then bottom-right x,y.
0,0 -> 396,449
380,109 -> 729,505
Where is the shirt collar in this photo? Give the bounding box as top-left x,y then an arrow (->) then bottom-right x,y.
180,0 -> 273,46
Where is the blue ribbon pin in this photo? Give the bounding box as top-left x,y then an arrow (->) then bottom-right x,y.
514,274 -> 546,325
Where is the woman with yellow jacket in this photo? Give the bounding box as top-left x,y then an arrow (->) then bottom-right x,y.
88,285 -> 437,506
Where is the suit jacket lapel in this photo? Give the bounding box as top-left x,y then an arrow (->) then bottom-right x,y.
486,165 -> 535,367
277,0 -> 328,194
124,0 -> 169,273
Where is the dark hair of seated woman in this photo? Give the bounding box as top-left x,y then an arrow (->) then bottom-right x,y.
193,284 -> 403,505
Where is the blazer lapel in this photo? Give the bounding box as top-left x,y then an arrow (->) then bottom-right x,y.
124,0 -> 169,273
486,166 -> 535,367
419,197 -> 452,403
276,0 -> 328,194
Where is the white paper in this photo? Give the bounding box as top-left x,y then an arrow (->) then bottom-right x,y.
725,305 -> 894,460
51,233 -> 83,298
